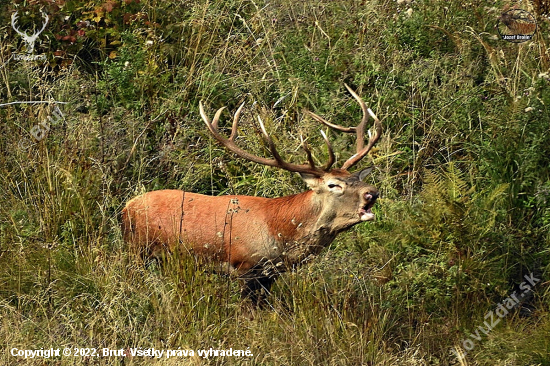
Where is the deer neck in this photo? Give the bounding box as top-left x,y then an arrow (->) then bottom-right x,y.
263,190 -> 338,269
267,190 -> 339,242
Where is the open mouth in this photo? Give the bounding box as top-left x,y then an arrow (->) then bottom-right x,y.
359,193 -> 377,221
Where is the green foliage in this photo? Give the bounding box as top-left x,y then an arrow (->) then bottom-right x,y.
1,0 -> 549,364
385,165 -> 511,316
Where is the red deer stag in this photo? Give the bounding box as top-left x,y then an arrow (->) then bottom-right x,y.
122,85 -> 382,305
498,5 -> 537,36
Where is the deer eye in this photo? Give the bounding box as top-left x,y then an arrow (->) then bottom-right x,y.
327,183 -> 343,193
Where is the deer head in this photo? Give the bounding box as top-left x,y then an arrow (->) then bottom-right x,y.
199,84 -> 382,228
11,10 -> 49,54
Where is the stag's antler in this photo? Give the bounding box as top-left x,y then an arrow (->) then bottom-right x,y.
305,84 -> 382,170
11,10 -> 49,54
199,84 -> 381,175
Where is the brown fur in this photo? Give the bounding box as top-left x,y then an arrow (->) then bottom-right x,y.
122,170 -> 379,304
125,90 -> 382,306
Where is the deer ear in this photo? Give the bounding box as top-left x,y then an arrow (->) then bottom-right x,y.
354,167 -> 374,181
299,172 -> 322,190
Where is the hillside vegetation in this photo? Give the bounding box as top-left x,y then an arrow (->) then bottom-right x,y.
1,0 -> 549,364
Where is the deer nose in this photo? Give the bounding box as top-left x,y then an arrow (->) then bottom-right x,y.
364,192 -> 379,202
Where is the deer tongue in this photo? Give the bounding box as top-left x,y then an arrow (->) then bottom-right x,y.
359,193 -> 376,221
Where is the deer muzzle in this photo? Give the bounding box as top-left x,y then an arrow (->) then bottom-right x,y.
359,192 -> 378,221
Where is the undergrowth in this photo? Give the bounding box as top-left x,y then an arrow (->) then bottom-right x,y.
1,0 -> 549,365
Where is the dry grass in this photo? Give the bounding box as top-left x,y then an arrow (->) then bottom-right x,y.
0,0 -> 549,365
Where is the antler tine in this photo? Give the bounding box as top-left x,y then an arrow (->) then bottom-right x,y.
344,83 -> 369,152
341,108 -> 382,170
320,130 -> 336,170
38,12 -> 49,34
300,135 -> 316,170
199,101 -> 225,130
230,102 -> 245,140
199,101 -> 324,176
11,13 -> 24,37
257,115 -> 291,168
305,110 -> 356,133
256,114 -> 269,139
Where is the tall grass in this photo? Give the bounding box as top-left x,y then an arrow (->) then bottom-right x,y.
1,0 -> 549,364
